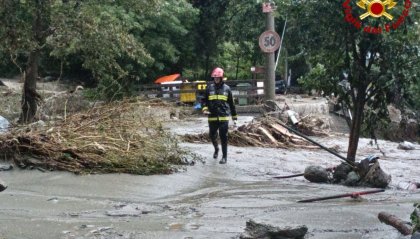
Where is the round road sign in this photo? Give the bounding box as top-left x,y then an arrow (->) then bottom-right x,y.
259,30 -> 281,53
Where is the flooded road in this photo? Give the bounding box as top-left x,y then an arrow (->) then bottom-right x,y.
1,116 -> 419,239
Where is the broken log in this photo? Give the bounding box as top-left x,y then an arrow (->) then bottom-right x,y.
269,123 -> 299,139
378,212 -> 412,236
257,127 -> 278,145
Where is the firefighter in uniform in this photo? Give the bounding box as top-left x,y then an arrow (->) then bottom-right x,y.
202,67 -> 237,164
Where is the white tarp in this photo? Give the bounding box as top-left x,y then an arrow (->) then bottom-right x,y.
0,115 -> 9,133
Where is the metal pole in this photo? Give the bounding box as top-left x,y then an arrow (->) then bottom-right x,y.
274,119 -> 356,167
275,17 -> 287,70
265,11 -> 275,101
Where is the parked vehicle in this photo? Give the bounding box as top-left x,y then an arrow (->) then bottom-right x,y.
160,81 -> 182,98
275,80 -> 286,94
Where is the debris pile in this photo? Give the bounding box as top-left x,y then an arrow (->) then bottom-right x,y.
39,86 -> 90,119
302,156 -> 392,188
296,114 -> 330,137
0,99 -> 196,175
183,116 -> 322,149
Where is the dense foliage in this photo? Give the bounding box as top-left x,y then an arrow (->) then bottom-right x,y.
0,1 -> 419,151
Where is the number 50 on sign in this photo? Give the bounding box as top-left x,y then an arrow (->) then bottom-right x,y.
259,30 -> 281,53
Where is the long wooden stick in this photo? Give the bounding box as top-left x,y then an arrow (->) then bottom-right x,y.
272,167 -> 335,179
297,189 -> 385,203
272,173 -> 304,179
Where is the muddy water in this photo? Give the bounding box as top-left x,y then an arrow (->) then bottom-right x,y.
1,116 -> 419,239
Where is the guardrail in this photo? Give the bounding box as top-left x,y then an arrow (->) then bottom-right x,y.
137,79 -> 266,105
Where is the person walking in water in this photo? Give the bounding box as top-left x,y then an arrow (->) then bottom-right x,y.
202,67 -> 237,164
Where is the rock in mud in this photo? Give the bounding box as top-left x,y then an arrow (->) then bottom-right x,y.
398,141 -> 416,150
333,163 -> 353,183
239,220 -> 308,239
0,164 -> 13,171
360,161 -> 391,188
304,165 -> 329,183
344,171 -> 361,186
0,179 -> 7,192
106,203 -> 159,217
412,232 -> 420,239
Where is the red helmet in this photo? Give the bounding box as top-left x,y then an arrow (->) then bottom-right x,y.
211,67 -> 224,78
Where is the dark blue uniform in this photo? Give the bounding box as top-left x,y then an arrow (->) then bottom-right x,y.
202,82 -> 237,162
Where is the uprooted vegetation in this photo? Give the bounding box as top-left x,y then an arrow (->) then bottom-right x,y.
0,99 -> 198,175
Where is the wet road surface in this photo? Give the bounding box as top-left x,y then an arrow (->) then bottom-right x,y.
0,116 -> 419,239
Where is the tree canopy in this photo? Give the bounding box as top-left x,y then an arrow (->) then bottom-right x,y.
0,0 -> 419,156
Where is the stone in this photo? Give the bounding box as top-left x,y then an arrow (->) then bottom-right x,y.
333,163 -> 353,183
398,141 -> 416,150
0,179 -> 7,192
239,220 -> 308,239
304,165 -> 330,183
360,161 -> 391,188
412,232 -> 420,239
344,171 -> 360,186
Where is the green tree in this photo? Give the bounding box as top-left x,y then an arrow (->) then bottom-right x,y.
190,0 -> 230,79
1,0 -> 198,112
138,0 -> 198,82
0,0 -> 53,123
293,0 -> 420,160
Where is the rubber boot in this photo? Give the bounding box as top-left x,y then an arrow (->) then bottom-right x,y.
219,157 -> 227,164
213,147 -> 219,159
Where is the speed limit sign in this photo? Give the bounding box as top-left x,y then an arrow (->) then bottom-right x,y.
259,30 -> 281,53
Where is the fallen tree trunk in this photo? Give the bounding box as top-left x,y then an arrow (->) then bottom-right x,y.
378,212 -> 412,236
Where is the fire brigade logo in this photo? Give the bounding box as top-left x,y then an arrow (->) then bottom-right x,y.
342,0 -> 412,34
356,0 -> 397,20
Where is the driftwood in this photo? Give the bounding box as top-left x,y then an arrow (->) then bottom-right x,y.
239,220 -> 308,239
378,212 -> 412,236
258,127 -> 278,145
183,116 -> 323,149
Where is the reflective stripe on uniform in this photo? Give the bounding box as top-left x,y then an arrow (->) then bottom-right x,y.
208,116 -> 230,121
208,95 -> 228,101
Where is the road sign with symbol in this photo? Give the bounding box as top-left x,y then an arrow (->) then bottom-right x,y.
258,30 -> 281,53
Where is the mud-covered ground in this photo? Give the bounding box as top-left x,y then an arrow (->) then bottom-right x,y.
1,116 -> 419,239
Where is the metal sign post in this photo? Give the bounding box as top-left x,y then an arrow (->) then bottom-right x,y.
260,1 -> 278,101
